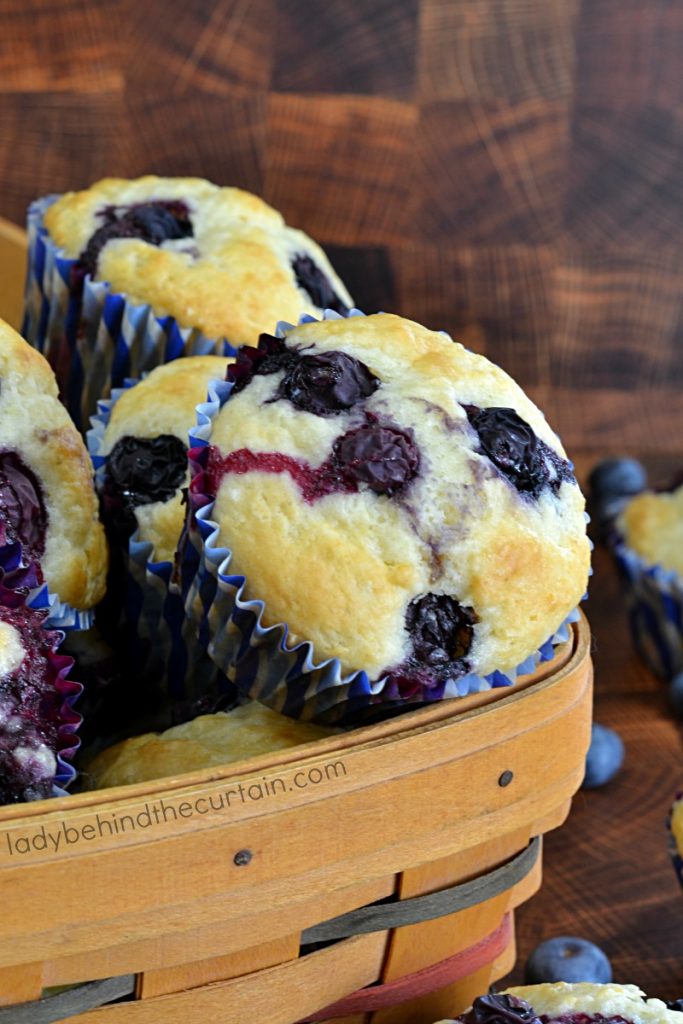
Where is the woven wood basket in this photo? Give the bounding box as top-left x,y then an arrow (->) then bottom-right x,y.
0,217 -> 593,1024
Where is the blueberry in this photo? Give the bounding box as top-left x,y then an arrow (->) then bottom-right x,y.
102,434 -> 188,540
588,458 -> 647,501
582,723 -> 624,789
405,593 -> 477,672
334,422 -> 419,495
292,254 -> 349,315
279,350 -> 379,416
461,995 -> 540,1024
525,936 -> 612,985
228,334 -> 298,394
666,1001 -> 683,1012
76,200 -> 193,280
668,672 -> 683,718
464,406 -> 573,499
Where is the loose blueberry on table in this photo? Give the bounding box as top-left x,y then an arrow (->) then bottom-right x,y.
582,723 -> 625,789
525,936 -> 612,985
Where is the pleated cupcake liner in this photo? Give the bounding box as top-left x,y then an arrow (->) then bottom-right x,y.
611,539 -> 683,681
23,195 -> 237,432
87,383 -> 234,717
179,312 -> 584,725
667,792 -> 683,892
0,543 -> 82,796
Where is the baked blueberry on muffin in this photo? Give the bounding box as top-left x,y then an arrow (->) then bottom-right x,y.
25,176 -> 353,426
89,355 -> 235,726
0,319 -> 107,615
184,312 -> 590,720
95,355 -> 232,563
0,554 -> 80,804
438,985 -> 683,1024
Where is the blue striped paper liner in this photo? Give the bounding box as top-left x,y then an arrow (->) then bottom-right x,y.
612,538 -> 683,681
23,195 -> 237,431
87,381 -> 233,711
180,311 -> 584,725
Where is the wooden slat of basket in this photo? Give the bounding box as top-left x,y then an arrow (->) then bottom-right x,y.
0,656 -> 590,974
136,932 -> 300,999
0,697 -> 588,970
58,933 -> 388,1024
0,216 -> 27,332
42,874 -> 397,988
0,630 -> 579,826
0,963 -> 42,1007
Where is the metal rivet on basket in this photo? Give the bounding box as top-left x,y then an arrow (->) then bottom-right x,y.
498,770 -> 514,788
233,848 -> 253,866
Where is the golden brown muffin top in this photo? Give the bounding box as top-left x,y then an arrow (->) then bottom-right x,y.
0,319 -> 108,609
44,176 -> 353,343
205,313 -> 590,681
619,485 -> 683,577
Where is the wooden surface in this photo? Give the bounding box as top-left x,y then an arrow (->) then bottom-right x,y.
2,0 -> 683,451
507,455 -> 683,1000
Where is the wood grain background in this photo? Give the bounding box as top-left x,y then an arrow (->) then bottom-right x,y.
1,0 -> 682,452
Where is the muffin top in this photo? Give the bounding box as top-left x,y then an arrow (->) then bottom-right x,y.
99,355 -> 232,563
44,176 -> 353,343
197,313 -> 590,687
438,985 -> 683,1024
672,793 -> 683,856
0,319 -> 108,609
84,702 -> 334,789
618,485 -> 683,576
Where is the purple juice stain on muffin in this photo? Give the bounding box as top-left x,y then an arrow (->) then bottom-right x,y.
203,415 -> 418,504
102,434 -> 187,541
73,199 -> 193,286
456,996 -> 634,1024
228,335 -> 380,416
0,451 -> 48,565
333,421 -> 419,495
541,1017 -> 631,1024
291,254 -> 349,315
464,405 -> 574,498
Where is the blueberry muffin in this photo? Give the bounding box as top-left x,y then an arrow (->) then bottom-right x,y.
26,176 -> 353,427
0,558 -> 81,804
618,485 -> 683,577
43,175 -> 352,341
184,312 -> 590,718
96,355 -> 232,563
437,985 -> 683,1024
610,483 -> 683,680
0,319 -> 107,612
83,702 -> 334,789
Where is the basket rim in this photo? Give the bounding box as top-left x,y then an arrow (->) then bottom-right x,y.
0,612 -> 590,828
